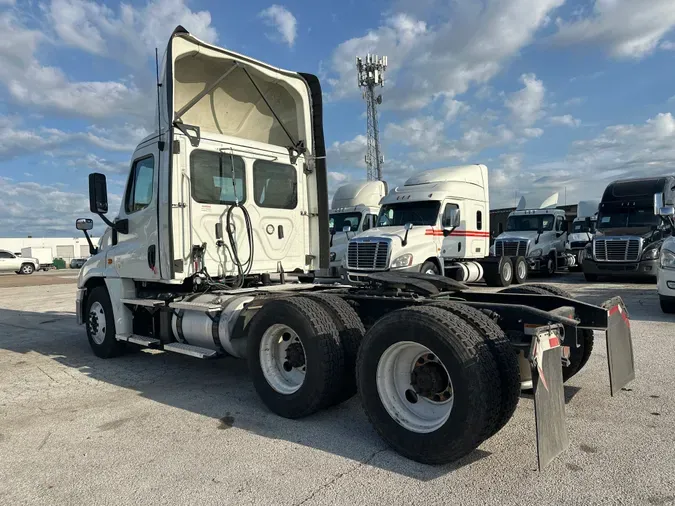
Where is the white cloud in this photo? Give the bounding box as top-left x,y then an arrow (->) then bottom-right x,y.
48,0 -> 218,60
505,73 -> 545,127
328,1 -> 564,108
259,5 -> 297,48
660,40 -> 675,51
563,97 -> 585,107
443,98 -> 469,121
327,134 -> 367,169
552,0 -> 675,59
66,153 -> 129,174
549,114 -> 581,127
523,127 -> 544,138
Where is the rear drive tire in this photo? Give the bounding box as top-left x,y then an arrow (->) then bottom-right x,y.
356,306 -> 500,465
426,301 -> 520,438
247,297 -> 344,419
20,263 -> 35,275
420,260 -> 440,275
85,286 -> 125,358
299,293 -> 365,404
513,256 -> 528,284
500,284 -> 594,382
484,257 -> 513,287
660,296 -> 675,314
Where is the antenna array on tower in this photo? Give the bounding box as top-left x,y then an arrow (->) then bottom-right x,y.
356,54 -> 387,181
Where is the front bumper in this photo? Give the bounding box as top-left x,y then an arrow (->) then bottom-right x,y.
657,267 -> 675,296
582,258 -> 658,278
76,288 -> 86,325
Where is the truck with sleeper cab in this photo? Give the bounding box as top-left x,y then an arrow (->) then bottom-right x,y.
74,26 -> 635,469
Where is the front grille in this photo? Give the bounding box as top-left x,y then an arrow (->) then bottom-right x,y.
347,241 -> 389,270
570,241 -> 588,250
495,240 -> 528,257
593,238 -> 641,262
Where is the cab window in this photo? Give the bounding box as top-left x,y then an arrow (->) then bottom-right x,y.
125,155 -> 155,213
253,160 -> 297,209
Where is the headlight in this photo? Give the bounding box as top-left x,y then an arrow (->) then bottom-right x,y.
528,248 -> 542,258
391,253 -> 414,268
329,251 -> 337,262
660,248 -> 675,269
585,243 -> 593,254
642,247 -> 660,260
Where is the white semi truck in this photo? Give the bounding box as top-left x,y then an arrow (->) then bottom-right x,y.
342,165 -> 525,287
326,181 -> 386,279
74,26 -> 635,469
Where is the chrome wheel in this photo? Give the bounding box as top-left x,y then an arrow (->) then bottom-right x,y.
502,261 -> 513,283
88,301 -> 107,345
517,261 -> 527,280
259,324 -> 306,395
376,341 -> 454,433
21,264 -> 33,274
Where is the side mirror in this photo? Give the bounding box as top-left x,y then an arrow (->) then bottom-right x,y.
443,208 -> 460,228
89,173 -> 109,214
76,218 -> 94,231
330,228 -> 336,236
537,225 -> 544,235
654,193 -> 665,215
659,206 -> 675,217
404,222 -> 414,231
342,225 -> 351,233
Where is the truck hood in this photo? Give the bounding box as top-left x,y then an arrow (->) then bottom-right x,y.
595,227 -> 654,238
354,226 -> 432,243
494,231 -> 537,241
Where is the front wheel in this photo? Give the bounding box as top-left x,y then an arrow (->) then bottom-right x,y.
20,263 -> 35,275
85,286 -> 125,358
541,253 -> 556,277
660,296 -> 675,314
420,260 -> 439,275
584,272 -> 599,282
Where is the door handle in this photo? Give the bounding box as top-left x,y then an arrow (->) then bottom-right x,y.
148,245 -> 156,269
278,225 -> 284,239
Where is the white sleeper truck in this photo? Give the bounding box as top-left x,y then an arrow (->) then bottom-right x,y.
74,26 -> 635,469
325,181 -> 386,279
343,165 -> 522,287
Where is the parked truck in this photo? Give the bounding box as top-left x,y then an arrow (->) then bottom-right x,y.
492,194 -> 577,278
342,165 -> 523,286
20,247 -> 54,271
583,177 -> 675,281
74,26 -> 634,469
324,181 -> 386,279
566,200 -> 598,270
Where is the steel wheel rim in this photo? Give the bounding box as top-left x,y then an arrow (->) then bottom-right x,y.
21,265 -> 31,274
517,261 -> 527,279
259,324 -> 306,395
88,301 -> 107,345
424,268 -> 436,275
376,341 -> 454,433
503,261 -> 513,282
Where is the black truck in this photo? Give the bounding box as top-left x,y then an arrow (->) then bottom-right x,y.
582,176 -> 675,281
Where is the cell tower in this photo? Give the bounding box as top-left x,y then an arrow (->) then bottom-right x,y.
356,54 -> 387,181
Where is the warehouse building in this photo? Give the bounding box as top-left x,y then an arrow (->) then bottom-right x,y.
0,237 -> 100,263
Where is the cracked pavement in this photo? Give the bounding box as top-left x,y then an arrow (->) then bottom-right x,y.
0,277 -> 674,505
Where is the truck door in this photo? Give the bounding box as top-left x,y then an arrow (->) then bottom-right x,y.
113,144 -> 161,281
440,202 -> 462,258
0,251 -> 20,271
554,215 -> 566,254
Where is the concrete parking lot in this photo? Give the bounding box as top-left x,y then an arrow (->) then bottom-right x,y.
0,274 -> 673,505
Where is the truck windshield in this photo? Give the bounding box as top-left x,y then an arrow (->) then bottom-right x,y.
573,220 -> 596,233
329,212 -> 362,232
506,214 -> 555,232
597,208 -> 659,229
377,201 -> 440,227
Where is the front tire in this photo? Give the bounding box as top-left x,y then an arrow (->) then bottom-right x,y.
356,306 -> 500,465
247,297 -> 344,419
584,272 -> 599,282
85,286 -> 125,358
513,256 -> 528,284
420,260 -> 439,275
20,263 -> 35,275
541,253 -> 556,277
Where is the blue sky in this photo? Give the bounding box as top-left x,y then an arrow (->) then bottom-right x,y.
1,0 -> 675,236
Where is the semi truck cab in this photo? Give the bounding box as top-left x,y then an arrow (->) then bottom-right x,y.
583,177 -> 675,281
492,208 -> 568,276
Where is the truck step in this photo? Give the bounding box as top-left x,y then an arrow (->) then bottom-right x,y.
163,342 -> 220,359
121,298 -> 165,307
169,301 -> 221,313
116,334 -> 161,347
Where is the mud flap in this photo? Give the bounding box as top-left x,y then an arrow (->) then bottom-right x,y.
530,325 -> 569,470
602,297 -> 635,396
